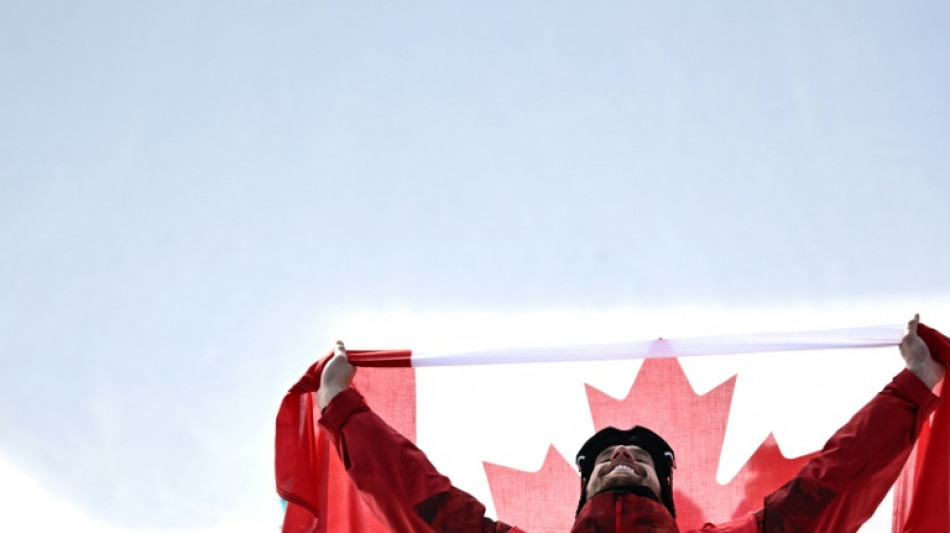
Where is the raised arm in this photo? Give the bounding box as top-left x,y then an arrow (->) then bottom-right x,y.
755,315 -> 943,532
317,341 -> 520,533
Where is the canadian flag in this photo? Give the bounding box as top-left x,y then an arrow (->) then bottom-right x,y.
275,323 -> 948,532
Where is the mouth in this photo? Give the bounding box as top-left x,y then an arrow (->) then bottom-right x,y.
608,464 -> 638,476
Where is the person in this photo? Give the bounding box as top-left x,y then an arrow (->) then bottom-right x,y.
315,315 -> 945,532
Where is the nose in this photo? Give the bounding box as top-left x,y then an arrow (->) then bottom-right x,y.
609,446 -> 647,476
610,445 -> 635,462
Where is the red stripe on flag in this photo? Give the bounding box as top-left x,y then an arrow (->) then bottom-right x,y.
275,351 -> 416,532
900,324 -> 950,532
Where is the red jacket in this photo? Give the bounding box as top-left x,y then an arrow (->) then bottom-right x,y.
319,369 -> 937,533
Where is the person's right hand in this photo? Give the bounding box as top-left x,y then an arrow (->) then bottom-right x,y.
900,314 -> 946,389
317,340 -> 357,410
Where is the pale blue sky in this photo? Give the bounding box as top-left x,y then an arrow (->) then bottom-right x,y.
1,1 -> 949,530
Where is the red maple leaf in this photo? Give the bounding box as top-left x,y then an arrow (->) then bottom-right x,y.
484,357 -> 816,532
484,446 -> 581,532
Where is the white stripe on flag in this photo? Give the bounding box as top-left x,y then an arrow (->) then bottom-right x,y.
410,324 -> 904,366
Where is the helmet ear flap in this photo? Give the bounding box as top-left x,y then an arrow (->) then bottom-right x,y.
661,473 -> 676,518
656,452 -> 676,517
575,475 -> 588,517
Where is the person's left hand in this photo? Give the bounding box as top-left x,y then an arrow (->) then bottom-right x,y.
317,340 -> 356,410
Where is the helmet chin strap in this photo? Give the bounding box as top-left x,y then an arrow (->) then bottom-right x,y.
604,484 -> 662,505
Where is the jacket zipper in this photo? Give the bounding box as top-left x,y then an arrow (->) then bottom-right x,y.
616,496 -> 622,532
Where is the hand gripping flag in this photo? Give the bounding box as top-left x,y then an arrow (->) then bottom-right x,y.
275,325 -> 947,533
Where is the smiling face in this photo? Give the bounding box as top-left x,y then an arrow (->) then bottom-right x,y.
584,443 -> 662,500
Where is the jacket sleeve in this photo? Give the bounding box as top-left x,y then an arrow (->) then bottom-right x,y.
318,388 -> 520,533
756,368 -> 940,533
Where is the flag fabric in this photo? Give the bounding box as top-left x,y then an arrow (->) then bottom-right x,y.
895,324 -> 949,533
275,351 -> 414,533
275,327 -> 948,533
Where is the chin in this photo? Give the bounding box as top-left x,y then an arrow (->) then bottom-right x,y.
604,475 -> 642,490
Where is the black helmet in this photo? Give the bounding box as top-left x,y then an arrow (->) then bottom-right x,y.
574,425 -> 676,517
